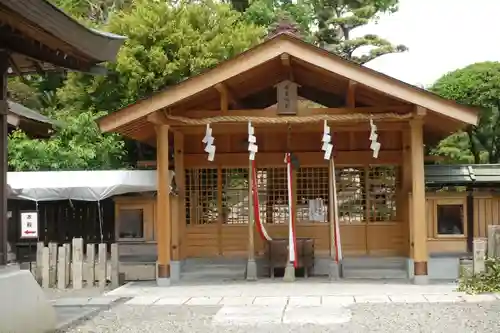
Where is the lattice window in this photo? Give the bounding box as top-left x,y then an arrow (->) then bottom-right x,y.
185,168 -> 218,224
336,167 -> 366,224
221,168 -> 249,224
256,168 -> 289,224
368,166 -> 398,222
296,167 -> 329,222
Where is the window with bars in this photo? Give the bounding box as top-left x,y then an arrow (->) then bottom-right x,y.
367,166 -> 398,222
336,167 -> 367,224
221,168 -> 249,224
255,167 -> 289,224
185,168 -> 218,225
296,167 -> 329,222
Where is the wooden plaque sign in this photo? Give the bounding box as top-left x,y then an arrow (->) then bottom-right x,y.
276,80 -> 299,115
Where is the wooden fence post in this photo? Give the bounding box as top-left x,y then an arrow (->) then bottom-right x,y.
48,242 -> 58,288
35,242 -> 44,283
57,246 -> 67,289
97,243 -> 107,289
85,243 -> 95,287
473,238 -> 487,274
110,243 -> 119,288
72,238 -> 84,290
64,243 -> 71,287
41,247 -> 50,289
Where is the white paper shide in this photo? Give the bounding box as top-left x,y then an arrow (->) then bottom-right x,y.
202,123 -> 216,161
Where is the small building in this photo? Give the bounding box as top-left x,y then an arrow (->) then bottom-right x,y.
98,32 -> 480,285
8,101 -> 55,138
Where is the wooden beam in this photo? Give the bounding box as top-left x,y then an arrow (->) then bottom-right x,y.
281,53 -> 294,81
346,81 -> 356,107
156,124 -> 171,283
173,121 -> 407,135
214,83 -> 240,110
147,110 -> 168,125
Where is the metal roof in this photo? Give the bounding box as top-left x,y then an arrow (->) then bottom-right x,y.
425,164 -> 500,187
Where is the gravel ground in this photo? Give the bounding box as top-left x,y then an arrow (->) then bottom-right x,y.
59,301 -> 500,333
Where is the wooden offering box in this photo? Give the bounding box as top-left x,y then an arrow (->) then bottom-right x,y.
267,238 -> 314,278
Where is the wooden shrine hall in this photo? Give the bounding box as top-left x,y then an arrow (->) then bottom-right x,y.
98,32 -> 479,285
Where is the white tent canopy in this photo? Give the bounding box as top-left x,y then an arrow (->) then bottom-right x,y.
7,170 -> 174,201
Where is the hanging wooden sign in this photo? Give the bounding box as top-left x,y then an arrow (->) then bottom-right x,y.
276,80 -> 299,115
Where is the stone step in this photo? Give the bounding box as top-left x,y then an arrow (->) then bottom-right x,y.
181,267 -> 246,281
342,268 -> 408,279
342,257 -> 406,270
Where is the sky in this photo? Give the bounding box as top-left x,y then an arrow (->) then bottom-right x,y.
354,0 -> 500,87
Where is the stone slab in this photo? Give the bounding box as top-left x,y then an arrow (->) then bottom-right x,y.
288,296 -> 321,306
219,296 -> 256,306
253,296 -> 289,306
322,296 -> 355,306
283,305 -> 352,325
55,306 -> 100,330
0,268 -> 57,333
354,295 -> 391,303
463,294 -> 497,303
185,296 -> 222,305
124,296 -> 160,305
424,294 -> 464,303
86,296 -> 121,306
155,297 -> 190,305
212,305 -> 283,325
52,297 -> 90,307
389,294 -> 428,303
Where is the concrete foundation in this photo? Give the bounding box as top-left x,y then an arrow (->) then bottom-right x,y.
170,261 -> 181,283
413,274 -> 429,285
246,259 -> 257,281
157,277 -> 171,286
328,260 -> 341,280
283,263 -> 295,282
0,266 -> 56,333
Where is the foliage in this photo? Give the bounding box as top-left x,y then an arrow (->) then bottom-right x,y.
8,110 -> 125,171
57,0 -> 264,114
458,257 -> 500,294
239,0 -> 406,64
430,62 -> 500,164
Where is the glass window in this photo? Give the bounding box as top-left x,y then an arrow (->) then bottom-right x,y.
118,209 -> 144,239
437,204 -> 464,235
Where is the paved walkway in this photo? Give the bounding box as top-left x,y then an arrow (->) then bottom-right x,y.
100,280 -> 499,326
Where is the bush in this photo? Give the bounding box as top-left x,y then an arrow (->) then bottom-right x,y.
457,257 -> 500,294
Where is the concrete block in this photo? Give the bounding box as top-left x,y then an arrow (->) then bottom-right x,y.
473,238 -> 487,274
41,247 -> 50,289
97,243 -> 107,289
35,242 -> 44,283
170,260 -> 181,283
85,243 -> 95,287
110,243 -> 119,288
72,238 -> 84,290
48,242 -> 58,288
245,259 -> 257,281
63,243 -> 71,286
0,268 -> 56,333
57,246 -> 67,290
283,262 -> 295,282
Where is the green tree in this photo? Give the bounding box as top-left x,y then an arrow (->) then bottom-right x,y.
237,0 -> 406,64
430,61 -> 500,164
8,110 -> 126,171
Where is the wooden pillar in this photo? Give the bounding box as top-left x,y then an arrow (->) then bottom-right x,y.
0,50 -> 8,266
402,129 -> 413,258
173,132 -> 185,260
410,112 -> 428,284
156,125 -> 171,285
246,159 -> 257,280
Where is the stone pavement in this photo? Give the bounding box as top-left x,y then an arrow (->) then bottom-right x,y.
99,279 -> 500,326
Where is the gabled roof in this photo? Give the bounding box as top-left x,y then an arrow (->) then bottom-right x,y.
425,164 -> 500,187
0,0 -> 126,73
98,33 -> 479,138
